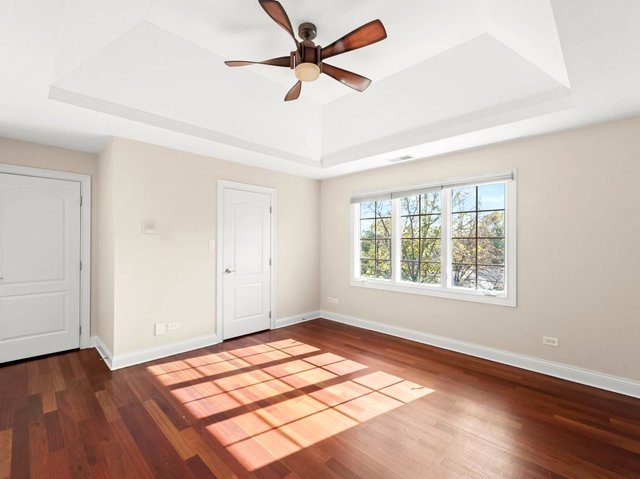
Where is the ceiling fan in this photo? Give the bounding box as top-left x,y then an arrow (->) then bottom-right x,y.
225,0 -> 388,101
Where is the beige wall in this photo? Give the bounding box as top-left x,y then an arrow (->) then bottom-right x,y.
0,137 -> 100,337
321,117 -> 640,381
96,140 -> 116,351
5,115 -> 639,383
101,138 -> 320,355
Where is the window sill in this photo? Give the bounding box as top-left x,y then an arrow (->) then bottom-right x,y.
350,279 -> 516,307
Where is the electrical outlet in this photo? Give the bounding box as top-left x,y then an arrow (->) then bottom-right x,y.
543,336 -> 559,347
326,297 -> 339,304
168,322 -> 180,331
155,323 -> 166,336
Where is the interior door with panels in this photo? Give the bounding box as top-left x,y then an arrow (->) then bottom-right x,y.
0,173 -> 81,362
222,186 -> 272,340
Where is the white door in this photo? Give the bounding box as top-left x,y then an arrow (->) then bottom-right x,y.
222,186 -> 272,340
0,173 -> 81,363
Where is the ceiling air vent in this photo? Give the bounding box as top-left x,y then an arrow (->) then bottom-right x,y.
388,155 -> 413,163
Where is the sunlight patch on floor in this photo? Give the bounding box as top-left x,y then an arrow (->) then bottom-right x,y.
147,339 -> 434,471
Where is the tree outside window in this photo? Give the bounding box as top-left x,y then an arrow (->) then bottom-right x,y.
360,200 -> 392,279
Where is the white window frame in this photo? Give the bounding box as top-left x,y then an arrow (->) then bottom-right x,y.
350,170 -> 517,307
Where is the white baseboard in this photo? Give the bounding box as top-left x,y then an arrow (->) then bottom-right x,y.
90,335 -> 114,370
319,310 -> 640,399
91,334 -> 218,371
89,310 -> 321,371
275,310 -> 322,329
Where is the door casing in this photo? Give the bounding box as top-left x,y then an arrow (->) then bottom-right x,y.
216,180 -> 276,341
0,163 -> 91,349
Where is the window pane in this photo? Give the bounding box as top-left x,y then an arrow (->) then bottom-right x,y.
360,219 -> 375,239
376,261 -> 391,279
420,192 -> 441,214
376,201 -> 392,218
478,239 -> 505,265
420,215 -> 441,238
376,240 -> 391,260
419,263 -> 440,284
401,216 -> 420,238
478,211 -> 504,238
401,239 -> 419,260
452,187 -> 476,212
452,264 -> 476,289
400,196 -> 419,216
360,202 -> 376,219
452,239 -> 476,264
359,200 -> 393,279
360,240 -> 375,259
478,183 -> 505,211
451,212 -> 475,238
420,239 -> 441,262
478,266 -> 504,291
401,261 -> 419,282
376,218 -> 392,238
360,259 -> 375,277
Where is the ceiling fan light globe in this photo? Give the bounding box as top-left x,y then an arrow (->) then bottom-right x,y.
294,62 -> 320,82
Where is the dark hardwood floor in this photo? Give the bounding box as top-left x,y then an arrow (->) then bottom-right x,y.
1,318 -> 639,478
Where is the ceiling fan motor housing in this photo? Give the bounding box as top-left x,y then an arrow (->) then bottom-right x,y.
293,44 -> 322,82
292,28 -> 322,82
298,22 -> 317,41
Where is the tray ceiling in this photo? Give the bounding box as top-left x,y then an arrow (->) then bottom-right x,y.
1,0 -> 640,177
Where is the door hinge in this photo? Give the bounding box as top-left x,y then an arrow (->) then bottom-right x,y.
80,260 -> 83,271
80,196 -> 83,206
269,311 -> 272,319
269,258 -> 272,266
269,206 -> 272,214
79,325 -> 82,335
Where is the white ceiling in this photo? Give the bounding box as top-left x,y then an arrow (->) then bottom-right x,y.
1,0 -> 639,178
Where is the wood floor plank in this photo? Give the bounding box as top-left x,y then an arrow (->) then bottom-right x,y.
142,399 -> 196,461
44,411 -> 65,453
179,426 -> 240,479
118,403 -> 193,479
107,419 -> 155,479
28,421 -> 50,479
9,408 -> 29,479
0,429 -> 12,479
1,319 -> 639,478
185,455 -> 218,479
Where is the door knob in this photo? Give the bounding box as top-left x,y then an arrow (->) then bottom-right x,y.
224,268 -> 235,274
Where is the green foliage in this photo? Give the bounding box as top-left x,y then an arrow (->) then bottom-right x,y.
360,200 -> 392,279
450,186 -> 505,291
399,193 -> 442,284
359,187 -> 505,290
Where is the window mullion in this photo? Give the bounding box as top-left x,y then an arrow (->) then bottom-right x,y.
391,198 -> 401,284
441,188 -> 450,289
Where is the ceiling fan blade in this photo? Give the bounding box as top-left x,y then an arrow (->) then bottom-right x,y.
258,0 -> 299,47
225,56 -> 291,68
284,81 -> 302,101
322,63 -> 372,92
321,19 -> 387,60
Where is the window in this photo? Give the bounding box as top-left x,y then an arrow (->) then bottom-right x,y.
451,183 -> 505,291
359,200 -> 392,279
400,192 -> 441,284
351,172 -> 516,306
